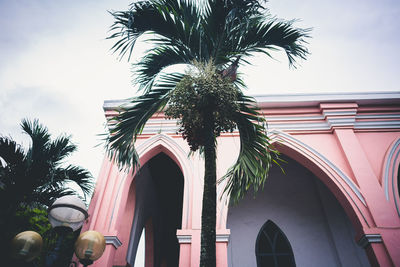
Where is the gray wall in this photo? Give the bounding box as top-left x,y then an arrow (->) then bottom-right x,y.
126,164 -> 157,266
227,156 -> 370,267
126,153 -> 184,267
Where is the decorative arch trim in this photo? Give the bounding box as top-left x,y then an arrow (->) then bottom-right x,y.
269,130 -> 365,205
135,134 -> 193,229
383,138 -> 400,216
267,130 -> 369,227
107,134 -> 193,233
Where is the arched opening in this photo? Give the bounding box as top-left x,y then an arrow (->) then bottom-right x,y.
126,152 -> 184,267
255,220 -> 296,267
227,155 -> 370,267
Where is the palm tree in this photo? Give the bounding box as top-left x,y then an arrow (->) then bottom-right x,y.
0,119 -> 93,221
0,119 -> 94,265
107,0 -> 310,266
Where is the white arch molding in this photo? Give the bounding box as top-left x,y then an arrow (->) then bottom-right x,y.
268,130 -> 370,227
383,138 -> 400,216
107,134 -> 194,232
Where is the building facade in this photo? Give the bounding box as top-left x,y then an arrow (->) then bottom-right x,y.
82,92 -> 400,267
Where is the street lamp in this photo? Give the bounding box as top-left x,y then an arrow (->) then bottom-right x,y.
11,231 -> 43,263
48,195 -> 88,232
74,231 -> 106,267
46,195 -> 89,267
10,196 -> 105,266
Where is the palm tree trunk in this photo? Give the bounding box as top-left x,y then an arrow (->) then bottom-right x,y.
200,115 -> 217,267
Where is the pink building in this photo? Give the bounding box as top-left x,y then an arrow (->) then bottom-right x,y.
83,91 -> 400,267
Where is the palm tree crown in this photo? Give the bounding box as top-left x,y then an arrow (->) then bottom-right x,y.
0,118 -> 94,267
107,1 -> 310,266
0,119 -> 93,210
107,0 -> 309,199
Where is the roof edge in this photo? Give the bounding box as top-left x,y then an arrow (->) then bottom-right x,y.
103,91 -> 400,110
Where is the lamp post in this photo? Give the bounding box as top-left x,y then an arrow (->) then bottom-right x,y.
10,196 -> 105,267
74,231 -> 106,267
48,195 -> 88,232
11,231 -> 43,265
45,195 -> 89,267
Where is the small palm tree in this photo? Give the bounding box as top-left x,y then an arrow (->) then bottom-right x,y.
0,119 -> 93,218
107,1 -> 310,266
0,119 -> 94,265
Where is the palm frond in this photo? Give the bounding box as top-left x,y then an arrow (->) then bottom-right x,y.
227,14 -> 311,67
58,165 -> 93,197
21,118 -> 50,144
106,72 -> 184,170
219,94 -> 280,203
21,119 -> 51,159
0,136 -> 26,167
1,119 -> 94,209
133,44 -> 194,91
108,0 -> 203,61
48,135 -> 77,164
107,0 -> 310,201
31,187 -> 76,207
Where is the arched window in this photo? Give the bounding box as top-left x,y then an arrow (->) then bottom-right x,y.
255,220 -> 296,267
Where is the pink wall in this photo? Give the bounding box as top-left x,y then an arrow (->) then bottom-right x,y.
84,92 -> 400,267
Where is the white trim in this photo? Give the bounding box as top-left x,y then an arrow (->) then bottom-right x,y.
216,233 -> 230,243
357,234 -> 382,248
270,130 -> 367,206
135,134 -> 193,229
384,139 -> 400,216
177,235 -> 192,244
268,122 -> 330,131
133,114 -> 400,134
355,121 -> 400,129
264,115 -> 325,122
255,91 -> 400,108
104,91 -> 400,110
103,94 -> 400,134
103,99 -> 131,110
105,236 -> 123,248
323,110 -> 357,116
327,118 -> 356,127
357,114 -> 400,120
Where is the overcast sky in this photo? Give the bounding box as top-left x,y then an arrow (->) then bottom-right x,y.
1,0 -> 399,181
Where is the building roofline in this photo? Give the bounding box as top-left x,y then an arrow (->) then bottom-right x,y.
103,91 -> 400,110
254,91 -> 400,108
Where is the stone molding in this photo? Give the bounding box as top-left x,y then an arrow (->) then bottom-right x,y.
105,235 -> 123,248
357,234 -> 383,248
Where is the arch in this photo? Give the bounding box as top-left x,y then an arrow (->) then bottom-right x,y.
226,153 -> 371,267
255,220 -> 296,267
126,152 -> 184,266
135,134 -> 193,229
382,137 -> 400,216
109,134 -> 193,233
266,130 -> 372,232
106,134 -> 192,266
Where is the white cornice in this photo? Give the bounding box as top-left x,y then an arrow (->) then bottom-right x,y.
255,91 -> 400,108
103,91 -> 400,110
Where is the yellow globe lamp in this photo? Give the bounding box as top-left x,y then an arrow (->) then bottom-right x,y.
11,231 -> 43,262
74,230 -> 106,266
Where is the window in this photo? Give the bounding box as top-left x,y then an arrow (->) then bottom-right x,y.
256,220 -> 296,267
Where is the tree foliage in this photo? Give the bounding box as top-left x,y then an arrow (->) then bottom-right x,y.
0,119 -> 93,210
0,119 -> 94,266
106,0 -> 310,201
107,1 -> 310,265
165,60 -> 239,150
